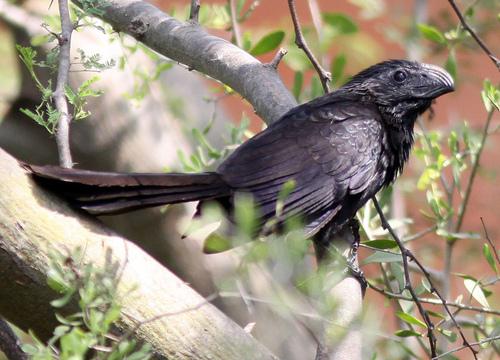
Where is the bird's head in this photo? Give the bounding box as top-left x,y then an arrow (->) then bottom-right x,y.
341,60 -> 454,124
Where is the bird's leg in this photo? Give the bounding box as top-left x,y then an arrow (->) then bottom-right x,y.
313,219 -> 367,294
345,218 -> 367,294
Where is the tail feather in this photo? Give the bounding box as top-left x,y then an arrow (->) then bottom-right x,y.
24,164 -> 231,215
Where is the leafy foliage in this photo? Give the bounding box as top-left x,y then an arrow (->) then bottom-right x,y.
22,248 -> 151,360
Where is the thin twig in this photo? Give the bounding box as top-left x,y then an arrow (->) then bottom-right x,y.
402,224 -> 438,243
287,0 -> 331,93
369,283 -> 500,316
268,48 -> 288,69
229,0 -> 242,48
0,318 -> 27,360
238,0 -> 260,22
372,198 -> 438,357
373,198 -> 479,360
455,110 -> 495,231
54,0 -> 74,168
432,335 -> 500,360
189,0 -> 200,22
447,0 -> 500,71
480,217 -> 500,265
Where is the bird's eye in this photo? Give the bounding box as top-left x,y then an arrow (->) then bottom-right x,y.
393,70 -> 407,82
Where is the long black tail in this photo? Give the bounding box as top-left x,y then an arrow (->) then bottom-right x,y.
24,164 -> 231,215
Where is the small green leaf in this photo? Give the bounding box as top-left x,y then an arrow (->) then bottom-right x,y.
331,53 -> 346,85
481,79 -> 500,112
396,311 -> 428,328
464,278 -> 490,308
50,291 -> 75,308
362,251 -> 402,265
362,239 -> 397,249
417,24 -> 446,44
395,329 -> 422,337
427,310 -> 446,319
284,46 -> 312,72
438,328 -> 458,342
323,13 -> 358,34
203,233 -> 233,254
482,243 -> 498,274
250,31 -> 285,56
445,49 -> 457,82
235,193 -> 259,237
292,71 -> 303,100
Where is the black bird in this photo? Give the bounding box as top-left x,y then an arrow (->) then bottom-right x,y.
26,60 -> 454,250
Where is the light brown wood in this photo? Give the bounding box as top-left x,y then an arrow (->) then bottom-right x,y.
0,148 -> 277,360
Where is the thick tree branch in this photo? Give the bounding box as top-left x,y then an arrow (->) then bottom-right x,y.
54,0 -> 74,167
0,148 -> 277,360
73,0 -> 297,124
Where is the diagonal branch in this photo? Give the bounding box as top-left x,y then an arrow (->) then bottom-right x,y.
287,0 -> 331,93
372,197 -> 479,360
72,0 -> 297,125
447,0 -> 500,71
0,148 -> 277,359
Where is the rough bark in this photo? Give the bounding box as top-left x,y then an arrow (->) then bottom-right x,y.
0,148 -> 277,359
73,0 -> 297,125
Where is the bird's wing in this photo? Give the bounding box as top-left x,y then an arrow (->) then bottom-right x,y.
217,101 -> 385,231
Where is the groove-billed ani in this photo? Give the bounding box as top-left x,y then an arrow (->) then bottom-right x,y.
26,60 -> 454,247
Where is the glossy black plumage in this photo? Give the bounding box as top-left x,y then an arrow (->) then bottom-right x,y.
26,60 -> 454,244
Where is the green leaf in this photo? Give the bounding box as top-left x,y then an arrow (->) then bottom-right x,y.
396,311 -> 428,328
481,79 -> 500,112
417,24 -> 446,44
395,329 -> 422,337
331,53 -> 346,85
445,49 -> 457,82
292,71 -> 303,100
50,291 -> 75,308
234,193 -> 258,237
250,31 -> 285,56
482,243 -> 498,274
323,13 -> 358,34
427,310 -> 446,319
203,233 -> 233,254
362,251 -> 402,265
438,328 -> 458,342
464,278 -> 490,308
284,46 -> 312,72
362,239 -> 397,249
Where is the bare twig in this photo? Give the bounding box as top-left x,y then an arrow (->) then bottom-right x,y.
373,198 -> 479,360
456,110 -> 495,231
238,0 -> 260,22
369,283 -> 500,316
481,217 -> 500,265
189,0 -> 200,22
229,0 -> 242,48
268,48 -> 288,69
447,0 -> 500,71
54,0 -> 74,168
287,0 -> 331,93
0,318 -> 26,360
432,335 -> 500,360
403,224 -> 438,243
372,198 -> 438,357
